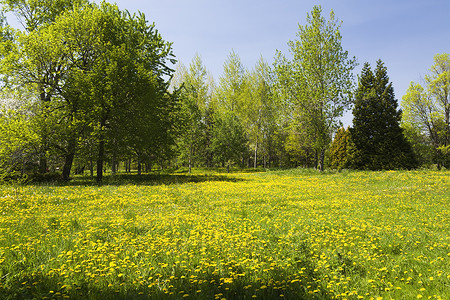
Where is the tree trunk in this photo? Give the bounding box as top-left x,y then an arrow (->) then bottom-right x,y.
254,140 -> 258,169
38,89 -> 50,174
189,146 -> 192,174
89,159 -> 94,177
188,157 -> 192,174
314,150 -> 319,169
137,158 -> 142,175
62,138 -> 76,181
62,152 -> 75,181
319,149 -> 325,172
39,154 -> 48,174
96,139 -> 105,183
111,150 -> 117,175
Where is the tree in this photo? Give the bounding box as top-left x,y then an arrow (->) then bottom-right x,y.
0,11 -> 13,64
0,103 -> 39,180
0,1 -> 176,181
239,57 -> 279,168
217,50 -> 245,113
211,111 -> 247,172
213,50 -> 249,168
0,0 -> 88,31
173,55 -> 211,173
1,0 -> 88,174
401,122 -> 434,166
274,5 -> 356,171
328,127 -> 354,170
350,61 -> 417,170
402,53 -> 450,168
65,3 -> 175,182
284,129 -> 315,168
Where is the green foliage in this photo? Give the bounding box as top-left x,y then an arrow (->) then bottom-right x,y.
350,61 -> 417,170
0,108 -> 39,179
0,0 -> 89,31
211,112 -> 247,172
274,5 -> 356,171
241,57 -> 280,168
402,53 -> 450,168
4,1 -> 444,178
401,122 -> 434,166
217,50 -> 245,113
284,130 -> 315,168
0,1 -> 176,181
329,127 -> 354,170
174,55 -> 211,173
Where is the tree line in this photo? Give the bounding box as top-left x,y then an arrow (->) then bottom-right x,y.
0,2 -> 448,182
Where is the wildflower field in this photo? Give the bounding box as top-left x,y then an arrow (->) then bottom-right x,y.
0,169 -> 448,300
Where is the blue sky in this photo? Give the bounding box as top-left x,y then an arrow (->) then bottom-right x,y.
108,0 -> 449,125
6,0 -> 450,125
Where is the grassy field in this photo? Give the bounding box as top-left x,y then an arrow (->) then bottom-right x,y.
0,169 -> 448,299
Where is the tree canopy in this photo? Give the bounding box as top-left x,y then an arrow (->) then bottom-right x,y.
274,5 -> 356,171
402,53 -> 450,168
0,2 -> 442,180
0,1 -> 176,181
351,61 -> 417,170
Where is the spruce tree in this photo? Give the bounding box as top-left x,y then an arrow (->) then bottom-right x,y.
329,127 -> 354,170
350,60 -> 417,170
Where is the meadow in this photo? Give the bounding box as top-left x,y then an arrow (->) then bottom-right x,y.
0,169 -> 448,299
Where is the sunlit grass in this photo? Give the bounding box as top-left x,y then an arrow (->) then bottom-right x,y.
0,169 -> 448,299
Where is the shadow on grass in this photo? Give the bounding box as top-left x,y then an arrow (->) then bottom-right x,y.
0,265 -> 333,300
22,172 -> 246,187
101,173 -> 246,186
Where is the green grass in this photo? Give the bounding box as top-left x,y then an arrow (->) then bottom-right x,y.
0,169 -> 448,299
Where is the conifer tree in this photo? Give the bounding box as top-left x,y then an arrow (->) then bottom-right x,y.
329,127 -> 353,170
350,60 -> 417,170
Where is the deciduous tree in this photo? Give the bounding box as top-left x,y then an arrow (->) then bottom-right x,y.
0,1 -> 176,182
274,5 -> 356,171
211,111 -> 247,172
173,55 -> 211,173
402,53 -> 450,168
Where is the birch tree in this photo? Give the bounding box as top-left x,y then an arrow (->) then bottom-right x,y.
175,55 -> 211,173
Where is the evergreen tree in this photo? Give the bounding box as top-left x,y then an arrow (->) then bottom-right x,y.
329,127 -> 354,170
350,60 -> 417,170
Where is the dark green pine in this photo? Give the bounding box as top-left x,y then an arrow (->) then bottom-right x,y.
350,61 -> 418,170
